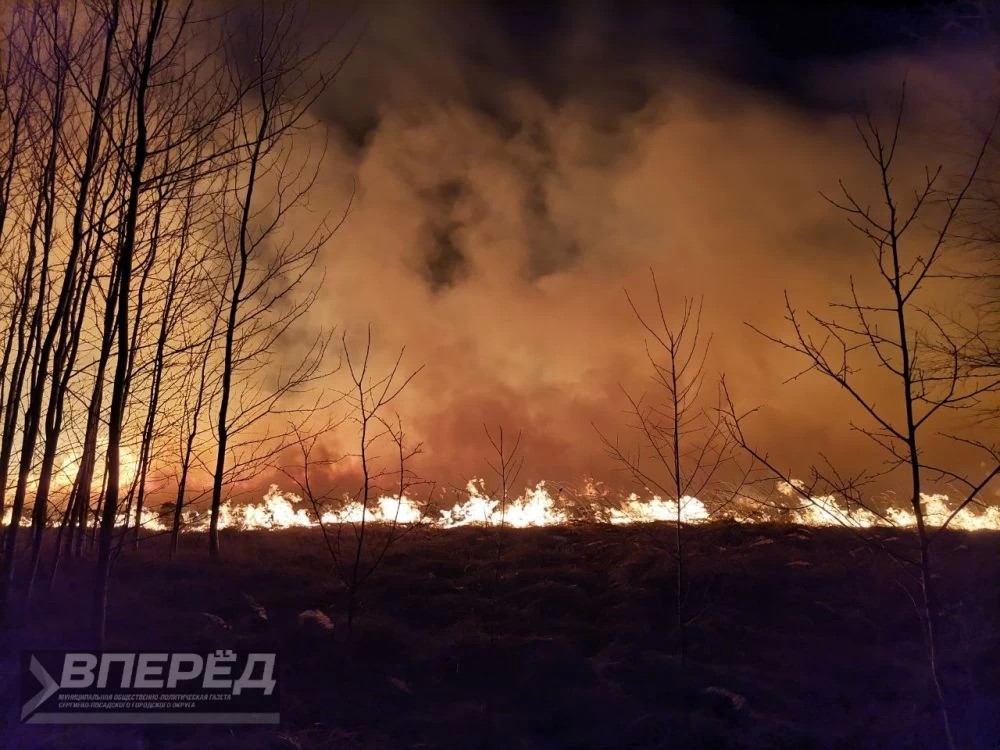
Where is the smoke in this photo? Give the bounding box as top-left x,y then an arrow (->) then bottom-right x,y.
288,1 -> 999,495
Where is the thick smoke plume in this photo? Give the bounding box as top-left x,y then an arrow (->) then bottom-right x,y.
279,2 -> 1000,497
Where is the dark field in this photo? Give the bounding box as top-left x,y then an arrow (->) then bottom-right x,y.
1,523 -> 998,750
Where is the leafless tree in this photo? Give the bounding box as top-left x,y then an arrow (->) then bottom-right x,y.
0,0 -> 357,647
1,0 -> 81,613
481,424 -> 523,646
281,329 -> 426,636
93,0 -> 172,645
0,7 -> 45,544
723,91 -> 1000,750
597,271 -> 739,664
168,270 -> 224,557
205,2 -> 343,559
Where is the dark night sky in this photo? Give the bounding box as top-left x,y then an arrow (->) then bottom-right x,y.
465,1 -> 980,109
314,1 -> 991,147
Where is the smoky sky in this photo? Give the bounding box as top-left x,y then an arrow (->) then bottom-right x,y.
272,1 -> 1000,500
314,0 -> 987,137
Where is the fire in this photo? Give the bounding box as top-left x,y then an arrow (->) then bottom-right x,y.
3,448 -> 145,529
608,494 -> 709,525
159,479 -> 1000,533
39,446 -> 140,492
773,481 -> 1000,531
438,480 -> 568,528
323,495 -> 426,526
7,476 -> 999,533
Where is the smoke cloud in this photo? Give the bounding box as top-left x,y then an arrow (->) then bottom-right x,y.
285,2 -> 999,497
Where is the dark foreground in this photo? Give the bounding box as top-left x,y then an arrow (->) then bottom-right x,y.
1,522 -> 998,750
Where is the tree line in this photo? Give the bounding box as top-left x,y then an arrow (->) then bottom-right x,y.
0,0 -> 339,643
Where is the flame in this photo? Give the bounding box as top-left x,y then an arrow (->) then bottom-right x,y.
773,481 -> 1000,531
48,446 -> 140,490
322,494 -> 426,526
3,447 -> 144,529
607,494 -> 709,525
6,477 -> 999,533
165,479 -> 1000,533
438,480 -> 568,528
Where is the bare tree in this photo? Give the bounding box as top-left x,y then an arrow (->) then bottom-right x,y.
481,424 -> 523,647
280,328 -> 426,637
0,0 -> 357,648
94,0 -> 171,645
339,330 -> 424,633
168,270 -> 224,557
0,6 -> 45,544
1,0 -> 77,612
597,271 -> 737,665
723,92 -> 1000,750
206,2 -> 340,559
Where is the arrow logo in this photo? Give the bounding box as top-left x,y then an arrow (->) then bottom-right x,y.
21,655 -> 59,720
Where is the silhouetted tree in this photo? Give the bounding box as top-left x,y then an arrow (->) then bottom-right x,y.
281,328 -> 426,636
206,2 -> 339,559
723,91 -> 1000,750
598,272 -> 739,665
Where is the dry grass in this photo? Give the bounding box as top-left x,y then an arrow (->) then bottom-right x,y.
1,522 -> 998,749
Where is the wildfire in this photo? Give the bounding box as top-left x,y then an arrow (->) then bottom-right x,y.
8,474 -> 998,534
40,446 -> 140,492
607,494 -> 709,525
774,484 -> 1000,532
437,480 -> 568,528
3,448 -> 144,529
143,479 -> 1000,533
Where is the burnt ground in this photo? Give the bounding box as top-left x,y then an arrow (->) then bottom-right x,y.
0,522 -> 998,750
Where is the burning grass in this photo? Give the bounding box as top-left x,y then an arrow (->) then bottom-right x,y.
77,480 -> 1000,536
2,522 -> 999,749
